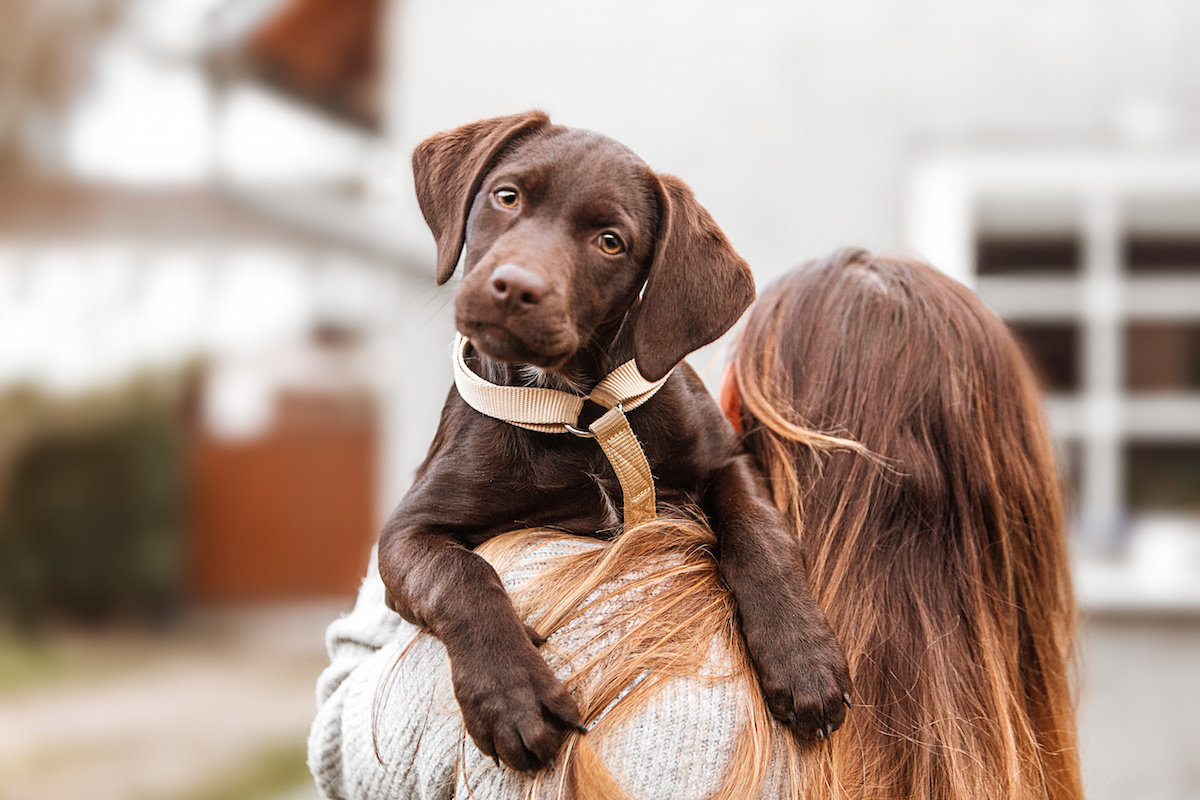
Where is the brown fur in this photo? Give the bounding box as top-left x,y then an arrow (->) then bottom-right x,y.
378,112 -> 850,771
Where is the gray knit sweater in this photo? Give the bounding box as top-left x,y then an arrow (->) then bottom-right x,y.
307,542 -> 789,799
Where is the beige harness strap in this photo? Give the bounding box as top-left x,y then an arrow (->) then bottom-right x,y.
453,335 -> 585,434
452,334 -> 666,523
590,406 -> 657,524
589,361 -> 664,413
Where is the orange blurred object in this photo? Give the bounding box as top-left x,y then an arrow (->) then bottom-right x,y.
187,390 -> 377,601
246,0 -> 382,128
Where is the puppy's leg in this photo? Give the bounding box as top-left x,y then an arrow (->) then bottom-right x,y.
378,526 -> 583,770
707,455 -> 851,742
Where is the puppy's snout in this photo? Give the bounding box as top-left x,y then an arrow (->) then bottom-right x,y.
489,264 -> 547,310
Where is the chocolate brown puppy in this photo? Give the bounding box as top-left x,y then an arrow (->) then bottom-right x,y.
378,111 -> 850,770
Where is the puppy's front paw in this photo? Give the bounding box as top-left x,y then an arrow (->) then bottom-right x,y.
751,620 -> 851,743
451,642 -> 584,771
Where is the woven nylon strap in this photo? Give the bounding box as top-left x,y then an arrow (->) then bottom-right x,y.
452,334 -> 667,524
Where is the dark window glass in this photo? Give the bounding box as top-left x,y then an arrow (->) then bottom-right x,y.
976,236 -> 1081,276
1126,324 -> 1200,391
1057,439 -> 1082,511
1126,443 -> 1200,514
1007,322 -> 1081,392
1125,236 -> 1200,274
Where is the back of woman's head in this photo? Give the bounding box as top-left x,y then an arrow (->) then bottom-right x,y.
732,248 -> 1083,800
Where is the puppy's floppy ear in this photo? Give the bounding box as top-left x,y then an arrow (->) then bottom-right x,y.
632,174 -> 755,381
412,111 -> 551,284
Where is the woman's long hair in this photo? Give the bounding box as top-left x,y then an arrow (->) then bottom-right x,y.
732,249 -> 1083,800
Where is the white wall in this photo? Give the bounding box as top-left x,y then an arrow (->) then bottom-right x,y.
386,0 -> 1200,285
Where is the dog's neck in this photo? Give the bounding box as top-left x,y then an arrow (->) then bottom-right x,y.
469,315 -> 635,397
516,364 -> 588,394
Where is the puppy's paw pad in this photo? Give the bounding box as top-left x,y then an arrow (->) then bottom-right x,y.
755,640 -> 851,743
455,649 -> 582,771
763,673 -> 849,741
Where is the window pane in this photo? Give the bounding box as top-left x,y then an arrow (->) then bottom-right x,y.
1057,439 -> 1082,512
1007,322 -> 1081,392
976,236 -> 1081,276
1125,236 -> 1200,274
1126,443 -> 1200,515
1123,196 -> 1200,274
1126,324 -> 1200,391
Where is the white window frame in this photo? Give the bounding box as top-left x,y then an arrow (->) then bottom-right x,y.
907,151 -> 1200,611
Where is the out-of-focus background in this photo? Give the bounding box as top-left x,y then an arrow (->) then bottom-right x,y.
0,1 -> 1197,798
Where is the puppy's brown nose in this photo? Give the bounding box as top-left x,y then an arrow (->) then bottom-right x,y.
489,264 -> 547,309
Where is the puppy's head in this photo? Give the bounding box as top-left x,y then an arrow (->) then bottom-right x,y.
413,111 -> 754,381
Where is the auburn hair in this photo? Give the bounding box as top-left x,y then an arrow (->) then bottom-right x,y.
731,248 -> 1083,800
398,249 -> 1083,800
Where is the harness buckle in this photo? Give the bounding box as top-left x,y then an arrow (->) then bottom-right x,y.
564,403 -> 622,438
564,423 -> 595,438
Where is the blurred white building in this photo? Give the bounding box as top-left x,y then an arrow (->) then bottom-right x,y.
1,1 -> 1198,795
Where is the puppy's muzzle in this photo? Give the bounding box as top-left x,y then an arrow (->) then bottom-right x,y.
488,264 -> 547,314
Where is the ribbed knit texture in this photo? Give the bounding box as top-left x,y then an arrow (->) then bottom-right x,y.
308,544 -> 790,799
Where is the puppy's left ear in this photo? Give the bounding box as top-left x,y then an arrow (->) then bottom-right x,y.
412,110 -> 551,284
632,174 -> 755,381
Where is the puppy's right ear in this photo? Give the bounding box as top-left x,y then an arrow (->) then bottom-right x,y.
412,111 -> 551,284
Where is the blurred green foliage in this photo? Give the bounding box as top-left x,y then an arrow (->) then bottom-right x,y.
163,742 -> 312,800
0,631 -> 72,691
0,390 -> 187,628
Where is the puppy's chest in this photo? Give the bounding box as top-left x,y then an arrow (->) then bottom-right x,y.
512,429 -> 704,534
583,466 -> 623,533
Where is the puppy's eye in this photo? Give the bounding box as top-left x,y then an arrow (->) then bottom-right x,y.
493,188 -> 519,208
598,232 -> 625,255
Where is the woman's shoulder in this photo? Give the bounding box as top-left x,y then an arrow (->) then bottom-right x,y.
311,526 -> 791,800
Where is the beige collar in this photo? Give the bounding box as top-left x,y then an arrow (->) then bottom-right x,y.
452,333 -> 668,524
